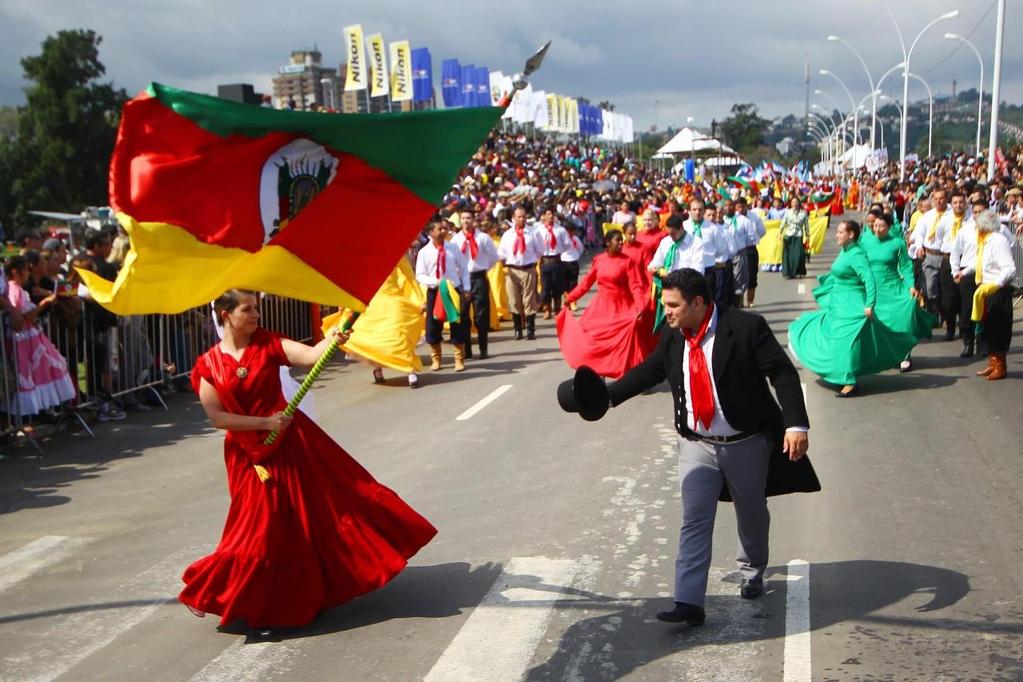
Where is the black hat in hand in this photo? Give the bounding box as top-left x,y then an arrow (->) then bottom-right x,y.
556,366 -> 609,422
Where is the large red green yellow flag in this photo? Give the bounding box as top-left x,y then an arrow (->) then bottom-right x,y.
80,83 -> 502,314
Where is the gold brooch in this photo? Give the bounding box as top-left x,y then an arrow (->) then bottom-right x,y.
235,367 -> 248,379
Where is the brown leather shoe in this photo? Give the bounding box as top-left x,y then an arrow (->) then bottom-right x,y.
977,354 -> 996,377
987,353 -> 1007,381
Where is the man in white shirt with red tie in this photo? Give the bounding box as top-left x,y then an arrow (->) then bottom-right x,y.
450,210 -> 499,360
415,218 -> 471,372
558,268 -> 817,627
497,206 -> 545,340
537,206 -> 572,320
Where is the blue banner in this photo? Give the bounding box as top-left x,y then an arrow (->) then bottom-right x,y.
685,159 -> 695,182
594,108 -> 603,138
475,66 -> 489,108
460,63 -> 476,108
441,58 -> 461,108
412,47 -> 433,104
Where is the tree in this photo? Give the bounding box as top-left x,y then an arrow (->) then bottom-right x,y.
597,100 -> 615,112
0,29 -> 127,234
718,103 -> 770,154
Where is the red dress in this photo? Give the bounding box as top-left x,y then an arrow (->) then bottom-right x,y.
621,241 -> 653,303
635,226 -> 666,266
557,253 -> 659,379
180,329 -> 436,628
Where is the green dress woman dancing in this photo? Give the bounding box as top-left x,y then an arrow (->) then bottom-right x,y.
788,220 -> 918,397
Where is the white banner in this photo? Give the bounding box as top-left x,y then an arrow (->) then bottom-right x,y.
531,89 -> 547,128
367,33 -> 388,97
489,70 -> 505,107
388,40 -> 412,102
500,75 -> 515,120
343,24 -> 367,92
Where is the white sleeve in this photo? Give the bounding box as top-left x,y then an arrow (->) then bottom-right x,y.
649,239 -> 667,271
992,238 -> 1016,286
415,248 -> 438,287
949,232 -> 964,273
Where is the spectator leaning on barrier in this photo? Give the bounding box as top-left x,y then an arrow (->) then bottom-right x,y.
78,231 -> 126,422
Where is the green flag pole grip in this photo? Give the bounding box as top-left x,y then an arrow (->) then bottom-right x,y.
263,311 -> 360,446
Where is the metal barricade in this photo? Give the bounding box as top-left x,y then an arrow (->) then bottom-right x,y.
1012,238 -> 1023,307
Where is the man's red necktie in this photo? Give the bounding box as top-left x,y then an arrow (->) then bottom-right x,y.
434,243 -> 446,279
546,226 -> 558,250
461,229 -> 479,260
683,303 -> 715,430
513,227 -> 527,256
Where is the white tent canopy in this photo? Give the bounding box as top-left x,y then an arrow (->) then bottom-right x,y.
836,143 -> 872,169
655,127 -> 737,157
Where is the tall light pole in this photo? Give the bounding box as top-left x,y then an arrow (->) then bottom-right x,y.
828,34 -> 876,152
945,33 -> 985,155
987,0 -> 1006,182
813,93 -> 845,157
821,69 -> 859,146
899,9 -> 960,180
906,73 -> 934,157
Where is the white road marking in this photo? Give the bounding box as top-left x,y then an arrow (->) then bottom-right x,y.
455,384 -> 513,421
424,557 -> 581,681
783,559 -> 812,682
0,536 -> 93,594
2,546 -> 202,682
797,283 -> 807,294
190,640 -> 296,682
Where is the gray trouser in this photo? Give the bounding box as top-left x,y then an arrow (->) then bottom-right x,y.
922,253 -> 945,300
675,433 -> 771,606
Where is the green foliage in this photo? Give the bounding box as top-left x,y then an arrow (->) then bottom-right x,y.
0,107 -> 17,140
0,29 -> 127,236
719,103 -> 770,155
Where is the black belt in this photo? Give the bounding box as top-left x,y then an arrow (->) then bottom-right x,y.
506,263 -> 536,270
695,431 -> 756,444
541,255 -> 561,261
470,270 -> 489,278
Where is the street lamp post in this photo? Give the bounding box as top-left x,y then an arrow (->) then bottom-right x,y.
898,9 -> 959,181
828,34 -> 877,152
945,33 -> 985,155
813,94 -> 845,157
987,0 -> 1006,182
808,115 -> 833,167
906,73 -> 934,157
821,69 -> 859,147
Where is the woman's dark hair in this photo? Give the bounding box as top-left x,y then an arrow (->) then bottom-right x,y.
661,268 -> 711,304
876,212 -> 894,227
604,228 -> 623,247
842,220 -> 862,241
213,289 -> 257,323
5,255 -> 27,279
23,250 -> 41,268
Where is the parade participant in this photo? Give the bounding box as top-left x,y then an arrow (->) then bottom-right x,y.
911,189 -> 956,340
635,207 -> 668,265
557,268 -> 817,627
537,206 -> 571,320
968,210 -> 1016,380
557,229 -> 656,379
182,289 -> 436,633
450,210 -> 499,360
721,199 -> 757,308
702,203 -> 736,310
498,206 -> 545,340
648,214 -> 704,330
789,221 -> 917,397
322,256 -> 426,389
415,218 -> 470,371
561,223 -> 585,312
4,256 -> 76,417
736,198 -> 766,307
767,197 -> 787,220
859,212 -> 936,373
780,197 -> 809,279
621,220 -> 645,268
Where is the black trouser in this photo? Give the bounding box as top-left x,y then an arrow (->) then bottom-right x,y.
957,276 -> 979,343
539,257 -> 565,311
938,257 -> 959,328
458,271 -> 491,355
425,287 -> 466,345
562,260 -> 580,295
705,265 -> 732,311
985,286 -> 1014,353
745,246 -> 759,291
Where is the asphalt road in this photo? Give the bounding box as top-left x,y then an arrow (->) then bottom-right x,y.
2,217 -> 1022,681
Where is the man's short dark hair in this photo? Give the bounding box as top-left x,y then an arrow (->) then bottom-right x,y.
662,268 -> 710,304
949,189 -> 967,201
84,231 -> 110,250
665,214 -> 685,230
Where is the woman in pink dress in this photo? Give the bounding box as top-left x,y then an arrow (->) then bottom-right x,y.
556,230 -> 658,379
5,256 -> 76,417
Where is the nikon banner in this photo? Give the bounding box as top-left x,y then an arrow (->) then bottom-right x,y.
367,33 -> 388,98
389,40 -> 413,102
343,24 -> 367,91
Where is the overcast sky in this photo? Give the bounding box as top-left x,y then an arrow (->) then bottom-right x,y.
2,0 -> 1020,131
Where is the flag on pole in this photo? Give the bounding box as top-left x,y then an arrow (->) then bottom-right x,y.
475,66 -> 489,108
343,25 -> 368,92
460,63 -> 476,107
411,47 -> 432,104
488,70 -> 505,107
78,83 -> 502,315
388,40 -> 413,102
367,33 -> 388,98
440,58 -> 460,107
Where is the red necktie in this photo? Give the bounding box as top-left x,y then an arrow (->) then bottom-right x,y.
435,243 -> 446,278
571,236 -> 580,251
513,227 -> 527,256
683,304 -> 715,430
546,226 -> 557,250
461,229 -> 479,260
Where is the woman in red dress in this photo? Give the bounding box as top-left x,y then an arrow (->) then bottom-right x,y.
556,230 -> 658,379
182,289 -> 436,634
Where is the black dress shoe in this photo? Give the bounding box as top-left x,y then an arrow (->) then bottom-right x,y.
960,342 -> 975,358
741,578 -> 764,599
835,385 -> 859,398
478,350 -> 489,360
944,326 -> 956,341
656,602 -> 705,626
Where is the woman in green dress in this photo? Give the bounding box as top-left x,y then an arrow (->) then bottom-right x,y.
788,220 -> 918,397
859,211 -> 937,372
780,197 -> 809,279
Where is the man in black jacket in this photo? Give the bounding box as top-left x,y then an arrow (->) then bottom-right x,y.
560,268 -> 818,626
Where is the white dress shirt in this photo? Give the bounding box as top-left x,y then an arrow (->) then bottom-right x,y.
611,210 -> 636,226
911,208 -> 954,255
648,233 -> 704,273
722,213 -> 755,251
561,234 -> 584,262
977,232 -> 1017,287
449,229 -> 499,273
685,219 -> 731,268
536,222 -> 571,257
950,219 -> 1018,276
497,225 -> 545,266
743,210 -> 767,245
415,240 -> 470,291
